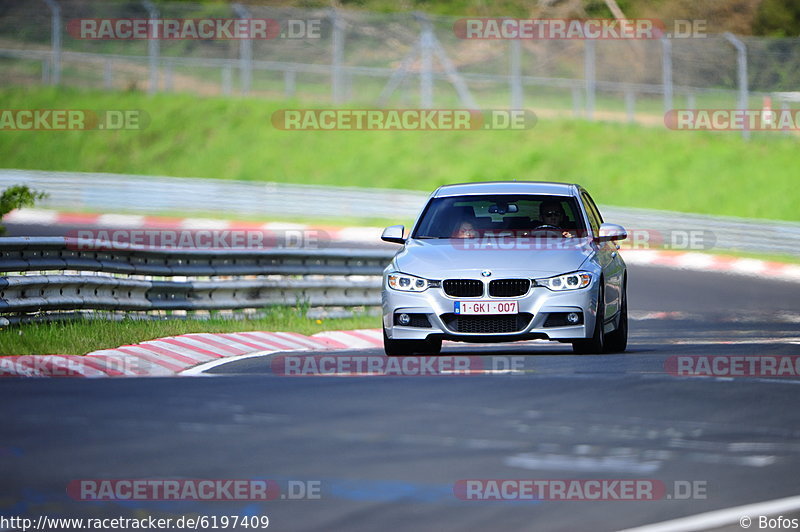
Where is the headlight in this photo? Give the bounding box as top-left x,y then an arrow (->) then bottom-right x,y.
387,272 -> 430,292
536,271 -> 592,291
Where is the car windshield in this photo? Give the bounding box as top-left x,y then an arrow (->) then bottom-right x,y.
412,194 -> 586,239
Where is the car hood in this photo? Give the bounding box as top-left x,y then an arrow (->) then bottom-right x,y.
392,238 -> 595,279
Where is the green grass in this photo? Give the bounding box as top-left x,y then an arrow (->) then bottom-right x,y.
1,86 -> 799,222
0,308 -> 379,356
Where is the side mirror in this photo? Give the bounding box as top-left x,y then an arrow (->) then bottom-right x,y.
596,222 -> 627,242
381,225 -> 406,244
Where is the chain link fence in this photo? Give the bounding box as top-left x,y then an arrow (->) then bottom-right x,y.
2,0 -> 800,125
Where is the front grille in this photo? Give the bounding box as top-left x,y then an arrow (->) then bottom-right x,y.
489,279 -> 531,297
440,313 -> 533,334
443,279 -> 483,298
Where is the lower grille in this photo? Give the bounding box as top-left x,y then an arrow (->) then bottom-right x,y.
489,279 -> 531,297
440,313 -> 533,334
394,313 -> 432,328
443,279 -> 483,297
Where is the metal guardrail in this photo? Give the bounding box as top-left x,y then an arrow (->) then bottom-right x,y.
3,169 -> 800,257
0,169 -> 429,221
0,238 -> 394,314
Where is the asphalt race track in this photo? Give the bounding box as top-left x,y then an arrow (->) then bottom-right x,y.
3,259 -> 800,530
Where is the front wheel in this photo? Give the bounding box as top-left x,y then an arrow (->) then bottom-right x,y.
604,284 -> 628,353
383,328 -> 442,356
572,284 -> 605,354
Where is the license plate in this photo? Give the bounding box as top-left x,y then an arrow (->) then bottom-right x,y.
454,301 -> 519,315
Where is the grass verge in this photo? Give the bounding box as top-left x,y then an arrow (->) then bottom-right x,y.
1,86 -> 799,222
0,308 -> 379,356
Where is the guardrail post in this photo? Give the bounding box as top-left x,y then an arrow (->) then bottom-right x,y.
42,0 -> 61,86
724,32 -> 750,141
584,39 -> 595,120
142,1 -> 160,94
330,9 -> 345,105
661,36 -> 673,114
233,4 -> 253,95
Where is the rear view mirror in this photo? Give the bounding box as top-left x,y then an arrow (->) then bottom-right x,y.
381,225 -> 405,244
596,222 -> 627,242
488,203 -> 518,215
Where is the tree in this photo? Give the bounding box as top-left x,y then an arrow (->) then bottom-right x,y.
754,0 -> 800,37
0,185 -> 48,236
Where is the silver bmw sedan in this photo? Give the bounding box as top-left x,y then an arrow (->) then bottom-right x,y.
381,181 -> 628,356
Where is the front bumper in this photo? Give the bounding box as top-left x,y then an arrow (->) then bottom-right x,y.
382,278 -> 599,343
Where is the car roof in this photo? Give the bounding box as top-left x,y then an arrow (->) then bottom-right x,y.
432,181 -> 580,198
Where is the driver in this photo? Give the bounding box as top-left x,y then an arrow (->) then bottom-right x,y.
538,200 -> 574,238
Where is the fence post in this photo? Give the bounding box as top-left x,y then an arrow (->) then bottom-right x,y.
165,59 -> 174,92
780,96 -> 790,136
330,9 -> 345,105
724,32 -> 750,141
284,70 -> 296,99
222,64 -> 233,96
42,0 -> 61,86
510,39 -> 523,109
687,91 -> 696,110
142,1 -> 159,94
661,36 -> 673,114
584,39 -> 595,120
233,4 -> 253,95
104,58 -> 113,90
571,86 -> 582,118
417,14 -> 434,109
624,88 -> 635,123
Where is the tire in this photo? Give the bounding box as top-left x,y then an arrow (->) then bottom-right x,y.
572,283 -> 605,354
383,328 -> 442,356
604,282 -> 628,353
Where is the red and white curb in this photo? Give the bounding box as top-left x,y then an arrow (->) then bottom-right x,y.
4,208 -> 383,244
623,249 -> 800,283
0,329 -> 383,378
7,208 -> 800,282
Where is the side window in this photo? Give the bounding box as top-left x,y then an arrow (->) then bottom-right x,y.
583,192 -> 604,224
581,192 -> 601,234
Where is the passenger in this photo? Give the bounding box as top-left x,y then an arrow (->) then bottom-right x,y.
454,221 -> 479,238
